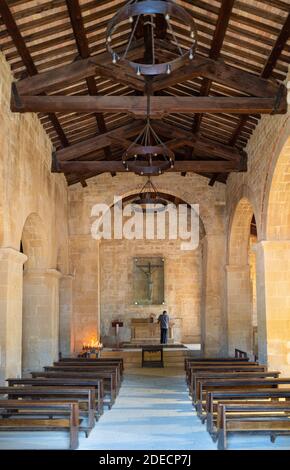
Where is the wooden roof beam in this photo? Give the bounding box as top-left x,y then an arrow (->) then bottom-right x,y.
56,159 -> 247,175
0,0 -> 68,148
65,0 -> 113,168
229,11 -> 290,146
12,95 -> 287,117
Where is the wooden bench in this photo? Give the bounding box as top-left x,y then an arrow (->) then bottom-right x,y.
206,389 -> 290,436
7,377 -> 104,416
31,370 -> 116,409
217,402 -> 290,450
59,357 -> 124,374
184,356 -> 250,371
190,371 -> 280,401
187,364 -> 266,388
0,386 -> 96,435
54,360 -> 123,381
48,364 -> 121,392
195,377 -> 290,418
0,400 -> 80,449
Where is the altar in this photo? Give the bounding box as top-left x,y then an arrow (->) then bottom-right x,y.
130,317 -> 174,344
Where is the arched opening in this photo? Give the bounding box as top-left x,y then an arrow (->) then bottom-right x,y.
21,213 -> 59,373
98,191 -> 206,348
227,197 -> 258,358
258,136 -> 290,374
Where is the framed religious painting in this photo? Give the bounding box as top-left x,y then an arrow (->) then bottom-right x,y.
133,257 -> 165,305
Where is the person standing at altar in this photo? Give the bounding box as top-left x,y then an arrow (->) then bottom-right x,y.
158,310 -> 170,344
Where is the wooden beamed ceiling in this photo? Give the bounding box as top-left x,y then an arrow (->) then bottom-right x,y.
0,0 -> 289,186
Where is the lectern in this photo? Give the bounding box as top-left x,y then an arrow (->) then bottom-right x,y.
112,320 -> 124,349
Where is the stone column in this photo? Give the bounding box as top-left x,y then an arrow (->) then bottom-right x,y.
59,274 -> 74,356
70,235 -> 101,353
201,234 -> 227,356
225,264 -> 253,356
256,241 -> 290,375
0,248 -> 27,384
22,268 -> 61,373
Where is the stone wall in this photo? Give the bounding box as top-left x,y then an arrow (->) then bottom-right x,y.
226,71 -> 290,371
0,52 -> 69,381
68,172 -> 227,355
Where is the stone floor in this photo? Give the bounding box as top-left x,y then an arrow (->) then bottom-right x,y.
0,368 -> 290,450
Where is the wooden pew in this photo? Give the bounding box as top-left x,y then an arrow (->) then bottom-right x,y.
31,370 -> 116,409
0,400 -> 80,449
190,371 -> 281,402
59,357 -> 124,374
7,377 -> 104,416
187,364 -> 266,388
195,377 -> 290,418
0,386 -> 96,434
206,389 -> 290,436
184,356 -> 250,371
54,360 -> 123,381
216,402 -> 290,450
47,364 -> 121,392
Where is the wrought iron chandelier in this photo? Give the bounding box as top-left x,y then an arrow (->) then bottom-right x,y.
131,177 -> 168,212
119,89 -> 175,175
106,0 -> 198,76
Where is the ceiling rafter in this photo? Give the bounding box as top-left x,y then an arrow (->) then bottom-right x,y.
229,11 -> 290,146
65,0 -> 114,176
0,0 -> 68,148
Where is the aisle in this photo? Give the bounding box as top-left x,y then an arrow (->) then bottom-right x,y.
80,367 -> 216,450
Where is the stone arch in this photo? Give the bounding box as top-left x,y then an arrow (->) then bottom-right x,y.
226,194 -> 257,356
21,212 -> 59,373
256,132 -> 290,374
97,189 -> 206,348
21,212 -> 48,271
264,136 -> 290,240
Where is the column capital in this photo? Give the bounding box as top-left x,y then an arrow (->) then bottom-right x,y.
23,268 -> 62,279
0,247 -> 27,264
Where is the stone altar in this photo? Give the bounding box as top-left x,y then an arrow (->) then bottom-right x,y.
130,317 -> 174,344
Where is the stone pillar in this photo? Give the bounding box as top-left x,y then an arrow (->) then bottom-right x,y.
226,264 -> 253,356
59,274 -> 74,356
201,234 -> 226,356
70,235 -> 101,353
22,269 -> 61,373
256,241 -> 290,375
0,248 -> 27,384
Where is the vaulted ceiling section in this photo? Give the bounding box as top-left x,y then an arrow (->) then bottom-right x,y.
0,0 -> 289,186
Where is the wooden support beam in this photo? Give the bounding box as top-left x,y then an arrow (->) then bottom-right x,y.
15,47 -> 145,96
228,12 -> 290,146
65,0 -> 113,168
12,95 -> 286,116
57,160 -> 246,174
56,121 -> 144,161
0,0 -> 68,148
152,48 -> 281,98
192,0 -> 235,133
152,120 -> 243,162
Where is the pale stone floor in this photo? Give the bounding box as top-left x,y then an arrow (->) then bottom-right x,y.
0,368 -> 290,451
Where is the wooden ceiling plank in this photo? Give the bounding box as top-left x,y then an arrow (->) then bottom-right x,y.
192,0 -> 236,134
229,10 -> 290,146
0,0 -> 68,148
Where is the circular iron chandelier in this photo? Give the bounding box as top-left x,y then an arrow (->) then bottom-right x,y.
131,177 -> 168,212
121,91 -> 174,175
106,0 -> 198,76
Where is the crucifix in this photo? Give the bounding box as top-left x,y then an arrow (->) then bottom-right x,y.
136,259 -> 163,303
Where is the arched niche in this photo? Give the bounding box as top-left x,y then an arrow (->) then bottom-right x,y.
227,196 -> 258,357
98,190 -> 206,348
